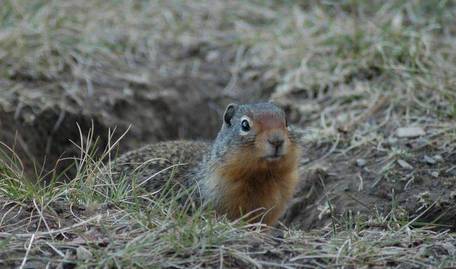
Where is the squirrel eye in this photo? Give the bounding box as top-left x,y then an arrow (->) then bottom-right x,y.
241,119 -> 250,132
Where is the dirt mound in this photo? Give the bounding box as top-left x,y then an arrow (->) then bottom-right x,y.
1,77 -> 455,230
1,36 -> 455,232
283,143 -> 456,230
0,75 -> 242,178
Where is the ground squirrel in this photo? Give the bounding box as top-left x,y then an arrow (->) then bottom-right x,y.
110,102 -> 301,225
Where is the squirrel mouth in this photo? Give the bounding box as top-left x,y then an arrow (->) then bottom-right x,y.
263,154 -> 284,161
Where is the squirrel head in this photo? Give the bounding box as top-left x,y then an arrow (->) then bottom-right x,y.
211,102 -> 299,169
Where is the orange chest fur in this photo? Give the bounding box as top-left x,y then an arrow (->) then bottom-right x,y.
208,145 -> 300,224
214,168 -> 298,222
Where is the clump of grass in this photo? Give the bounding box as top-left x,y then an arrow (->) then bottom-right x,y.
0,142 -> 63,204
234,1 -> 456,141
0,128 -> 455,267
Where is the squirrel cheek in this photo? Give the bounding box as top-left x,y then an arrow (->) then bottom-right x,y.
254,134 -> 270,157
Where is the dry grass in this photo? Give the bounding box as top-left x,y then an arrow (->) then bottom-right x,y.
2,0 -> 456,145
0,134 -> 455,267
1,0 -> 456,267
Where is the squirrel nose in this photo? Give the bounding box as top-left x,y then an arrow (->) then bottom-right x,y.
268,138 -> 284,149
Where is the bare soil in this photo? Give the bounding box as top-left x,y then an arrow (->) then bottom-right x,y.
0,44 -> 273,178
284,142 -> 456,230
1,68 -> 455,233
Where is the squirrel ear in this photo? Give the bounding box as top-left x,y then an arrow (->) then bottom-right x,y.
223,103 -> 237,126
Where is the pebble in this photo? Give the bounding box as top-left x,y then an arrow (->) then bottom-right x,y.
423,155 -> 436,165
431,171 -> 439,178
396,127 -> 425,138
434,155 -> 443,161
356,159 -> 367,167
450,191 -> 456,200
206,50 -> 219,62
77,246 -> 93,260
398,159 -> 413,170
387,136 -> 398,146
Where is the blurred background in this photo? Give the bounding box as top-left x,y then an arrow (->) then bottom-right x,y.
0,0 -> 455,177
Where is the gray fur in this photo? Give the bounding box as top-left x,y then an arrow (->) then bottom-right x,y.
108,102 -> 296,207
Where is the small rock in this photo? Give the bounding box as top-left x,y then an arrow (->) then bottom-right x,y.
356,159 -> 367,167
398,159 -> 413,170
450,191 -> 456,200
206,50 -> 219,62
431,171 -> 439,178
122,88 -> 134,97
396,127 -> 425,138
434,155 -> 443,161
387,136 -> 398,146
423,155 -> 436,165
76,246 -> 93,261
415,137 -> 430,147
